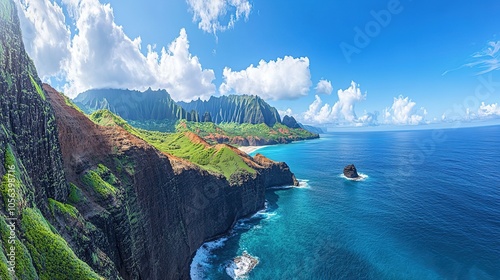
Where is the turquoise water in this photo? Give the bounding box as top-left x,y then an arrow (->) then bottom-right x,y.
193,125 -> 500,279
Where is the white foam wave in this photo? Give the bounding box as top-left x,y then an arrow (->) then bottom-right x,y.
190,201 -> 274,279
267,179 -> 311,190
297,179 -> 311,188
339,173 -> 369,181
190,237 -> 229,280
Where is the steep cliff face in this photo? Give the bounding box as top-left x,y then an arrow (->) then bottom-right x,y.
179,95 -> 282,126
1,1 -> 98,279
0,0 -> 67,206
46,84 -> 298,279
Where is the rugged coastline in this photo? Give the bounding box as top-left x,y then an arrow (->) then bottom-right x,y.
0,2 -> 303,278
46,84 -> 300,278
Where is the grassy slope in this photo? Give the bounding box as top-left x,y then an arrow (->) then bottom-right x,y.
89,110 -> 255,179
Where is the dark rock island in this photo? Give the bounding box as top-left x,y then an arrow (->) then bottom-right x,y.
343,164 -> 360,179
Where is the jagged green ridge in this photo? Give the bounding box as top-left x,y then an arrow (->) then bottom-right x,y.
178,94 -> 282,126
89,110 -> 255,179
73,88 -> 199,125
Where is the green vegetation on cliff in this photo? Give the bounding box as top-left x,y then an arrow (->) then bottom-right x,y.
29,74 -> 46,100
21,208 -> 102,280
68,183 -> 84,204
74,88 -> 199,123
1,145 -> 27,214
48,198 -> 78,219
155,132 -> 255,178
81,164 -> 118,199
0,214 -> 38,279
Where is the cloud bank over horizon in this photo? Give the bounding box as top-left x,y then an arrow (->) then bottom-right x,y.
297,81 -> 431,127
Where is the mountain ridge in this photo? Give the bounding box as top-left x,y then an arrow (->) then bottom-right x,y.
178,94 -> 282,126
74,88 -> 199,123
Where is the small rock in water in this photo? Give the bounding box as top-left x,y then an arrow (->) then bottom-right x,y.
343,164 -> 360,179
226,251 -> 259,279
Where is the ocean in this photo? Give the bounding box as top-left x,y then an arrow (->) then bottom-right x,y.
191,125 -> 500,279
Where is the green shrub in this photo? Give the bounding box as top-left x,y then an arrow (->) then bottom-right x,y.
81,165 -> 117,199
48,198 -> 79,219
68,183 -> 84,204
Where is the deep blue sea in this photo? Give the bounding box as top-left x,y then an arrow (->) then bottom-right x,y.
191,125 -> 500,280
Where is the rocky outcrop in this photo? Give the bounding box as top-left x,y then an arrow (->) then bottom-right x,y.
253,154 -> 299,187
343,164 -> 360,179
178,95 -> 282,126
225,251 -> 259,279
46,84 -> 299,279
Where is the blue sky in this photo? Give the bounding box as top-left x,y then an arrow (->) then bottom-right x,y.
15,0 -> 500,127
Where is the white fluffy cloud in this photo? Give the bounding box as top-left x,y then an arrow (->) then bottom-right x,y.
315,79 -> 333,94
16,0 -> 71,80
303,81 -> 368,124
17,0 -> 216,101
186,0 -> 251,34
478,102 -> 500,117
146,29 -> 216,101
331,81 -> 366,122
220,56 -> 312,100
383,96 -> 426,125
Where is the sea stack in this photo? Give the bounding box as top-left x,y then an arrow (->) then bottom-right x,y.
226,251 -> 259,278
343,164 -> 360,179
